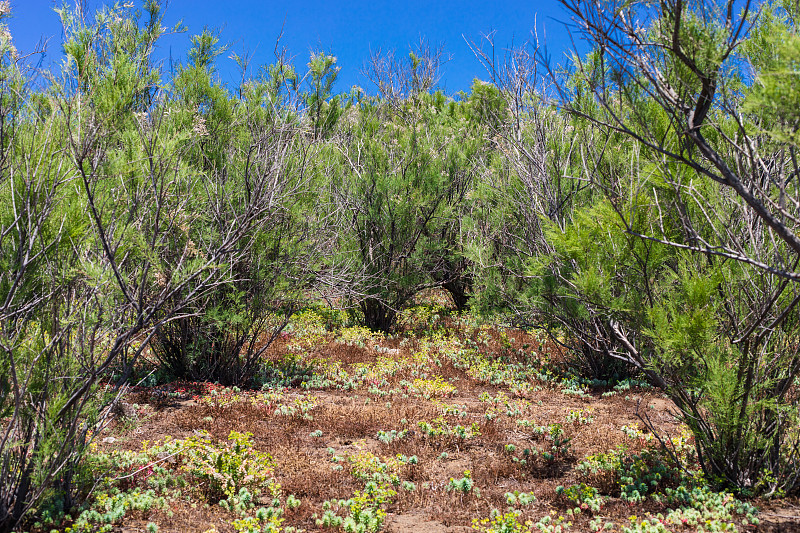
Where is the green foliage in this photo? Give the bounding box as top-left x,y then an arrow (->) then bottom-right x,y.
6,2 -> 800,531
417,417 -> 481,441
446,470 -> 477,495
545,0 -> 800,496
504,491 -> 536,507
741,1 -> 800,146
556,483 -> 606,513
472,510 -> 572,533
64,489 -> 168,533
255,353 -> 316,389
0,2 -> 194,529
375,429 -> 409,444
541,423 -> 572,461
182,431 -> 277,505
575,437 -> 689,504
330,85 -> 485,330
623,486 -> 759,533
472,510 -> 533,533
316,449 -> 405,533
303,51 -> 342,139
472,0 -> 800,494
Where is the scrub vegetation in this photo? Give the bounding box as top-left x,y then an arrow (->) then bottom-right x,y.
0,1 -> 799,531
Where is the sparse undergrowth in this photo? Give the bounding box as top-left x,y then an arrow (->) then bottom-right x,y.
22,304 -> 791,533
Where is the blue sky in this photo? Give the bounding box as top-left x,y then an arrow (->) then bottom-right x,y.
8,0 -> 578,95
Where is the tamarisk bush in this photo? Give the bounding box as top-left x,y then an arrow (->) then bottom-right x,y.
0,1 -> 324,529
472,0 -> 800,495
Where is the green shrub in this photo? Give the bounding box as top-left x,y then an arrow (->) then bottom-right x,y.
183,431 -> 277,504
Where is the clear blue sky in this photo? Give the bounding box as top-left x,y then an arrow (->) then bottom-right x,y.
8,0 -> 578,95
